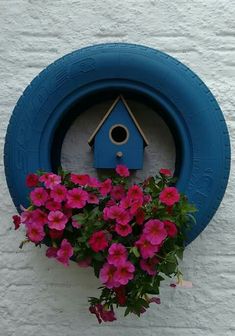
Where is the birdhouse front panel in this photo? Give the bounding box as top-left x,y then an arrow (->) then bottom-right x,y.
91,97 -> 146,169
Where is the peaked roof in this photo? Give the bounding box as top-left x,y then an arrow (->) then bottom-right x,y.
88,95 -> 149,146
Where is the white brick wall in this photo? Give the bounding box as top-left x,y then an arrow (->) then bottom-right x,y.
0,1 -> 234,335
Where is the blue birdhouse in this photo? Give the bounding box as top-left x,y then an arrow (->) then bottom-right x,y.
88,96 -> 148,169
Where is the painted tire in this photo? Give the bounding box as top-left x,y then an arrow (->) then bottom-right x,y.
4,43 -> 230,244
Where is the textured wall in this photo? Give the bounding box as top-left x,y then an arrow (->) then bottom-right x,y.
0,1 -> 235,335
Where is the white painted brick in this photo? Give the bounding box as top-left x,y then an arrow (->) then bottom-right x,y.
0,0 -> 234,335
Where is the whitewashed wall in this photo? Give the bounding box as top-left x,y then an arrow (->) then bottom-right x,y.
0,1 -> 234,335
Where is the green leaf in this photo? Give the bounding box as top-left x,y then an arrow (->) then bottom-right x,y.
131,246 -> 140,258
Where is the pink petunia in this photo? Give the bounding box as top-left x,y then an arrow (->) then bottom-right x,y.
143,194 -> 152,205
107,243 -> 127,266
87,193 -> 99,204
26,223 -> 45,243
45,200 -> 61,211
48,210 -> 68,230
56,239 -> 73,266
99,263 -> 119,288
30,187 -> 49,206
135,234 -> 160,259
67,188 -> 88,208
32,209 -> 48,227
120,196 -> 132,209
103,207 -> 110,221
163,220 -> 178,237
72,219 -> 81,229
129,199 -> 143,215
110,185 -> 126,201
143,219 -> 167,245
88,231 -> 108,252
50,184 -> 67,202
115,165 -> 130,177
116,210 -> 131,225
140,257 -> 159,276
12,215 -> 21,230
70,174 -> 90,186
21,210 -> 34,226
159,168 -> 172,176
26,173 -> 39,188
39,173 -> 61,189
87,177 -> 101,188
107,205 -> 123,220
159,187 -> 180,206
115,223 -> 132,237
127,185 -> 143,201
115,261 -> 135,285
46,247 -> 58,258
99,178 -> 112,196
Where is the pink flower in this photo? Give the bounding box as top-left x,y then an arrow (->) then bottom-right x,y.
143,194 -> 152,205
12,215 -> 21,230
67,188 -> 88,208
115,261 -> 135,285
26,173 -> 39,188
89,304 -> 116,323
87,193 -> 99,204
163,220 -> 178,237
140,257 -> 159,276
149,297 -> 161,304
110,185 -> 126,201
88,231 -> 108,252
116,164 -> 130,177
72,219 -> 81,229
120,196 -> 132,209
116,210 -> 131,225
56,239 -> 73,266
115,223 -> 132,237
106,199 -> 116,207
87,177 -> 100,188
159,187 -> 180,206
21,211 -> 34,225
45,200 -> 61,211
99,263 -> 119,288
30,187 -> 49,206
48,210 -> 68,230
99,178 -> 112,196
46,247 -> 58,258
27,223 -> 45,243
39,173 -> 61,189
135,234 -> 160,259
32,209 -> 48,227
130,199 -> 143,215
143,219 -> 167,245
50,184 -> 67,202
127,185 -> 143,201
107,205 -> 123,220
107,243 -> 127,266
77,257 -> 91,268
103,207 -> 110,221
70,174 -> 90,186
159,168 -> 172,176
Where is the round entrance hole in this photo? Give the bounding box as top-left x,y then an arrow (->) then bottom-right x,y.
109,124 -> 129,145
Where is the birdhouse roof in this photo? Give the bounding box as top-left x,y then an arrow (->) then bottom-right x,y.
88,95 -> 149,146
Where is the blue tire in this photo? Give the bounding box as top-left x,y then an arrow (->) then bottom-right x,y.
4,43 -> 230,244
